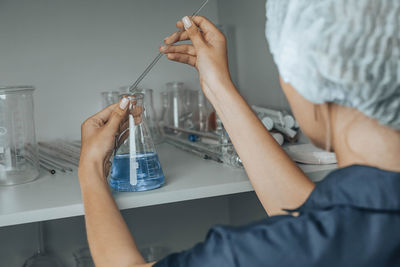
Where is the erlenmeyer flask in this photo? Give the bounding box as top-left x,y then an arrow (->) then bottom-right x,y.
110,93 -> 165,192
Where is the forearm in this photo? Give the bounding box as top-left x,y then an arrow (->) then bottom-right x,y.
205,80 -> 315,215
78,165 -> 153,267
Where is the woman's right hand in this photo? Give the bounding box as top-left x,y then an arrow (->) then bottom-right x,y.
160,16 -> 232,97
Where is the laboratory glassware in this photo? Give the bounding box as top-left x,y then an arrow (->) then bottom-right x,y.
110,93 -> 165,192
128,0 -> 209,93
74,248 -> 95,267
144,89 -> 163,144
101,91 -> 120,109
159,91 -> 170,126
0,86 -> 40,186
22,222 -> 63,267
164,82 -> 186,130
182,89 -> 197,130
193,90 -> 210,132
215,116 -> 243,168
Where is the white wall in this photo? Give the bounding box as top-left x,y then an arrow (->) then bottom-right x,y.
0,0 -> 219,140
0,0 -> 291,141
217,0 -> 290,109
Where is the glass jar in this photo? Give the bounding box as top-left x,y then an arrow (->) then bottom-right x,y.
0,86 -> 40,185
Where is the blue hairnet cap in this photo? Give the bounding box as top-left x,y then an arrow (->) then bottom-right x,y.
266,0 -> 400,129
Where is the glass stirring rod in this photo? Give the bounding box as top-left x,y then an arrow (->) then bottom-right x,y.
128,0 -> 209,93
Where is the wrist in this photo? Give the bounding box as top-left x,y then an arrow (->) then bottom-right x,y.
78,160 -> 107,186
202,78 -> 237,103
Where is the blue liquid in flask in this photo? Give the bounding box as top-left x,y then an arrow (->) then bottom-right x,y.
109,153 -> 165,192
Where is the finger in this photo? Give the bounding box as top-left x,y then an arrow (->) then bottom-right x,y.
160,44 -> 196,56
117,128 -> 129,148
166,53 -> 197,67
88,103 -> 119,124
191,16 -> 221,35
106,98 -> 130,135
182,16 -> 205,48
175,17 -> 220,40
104,161 -> 112,178
164,31 -> 189,45
164,16 -> 221,46
134,115 -> 143,125
118,119 -> 129,136
131,105 -> 143,125
131,105 -> 143,117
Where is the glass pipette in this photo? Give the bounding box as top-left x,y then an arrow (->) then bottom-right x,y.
129,0 -> 209,93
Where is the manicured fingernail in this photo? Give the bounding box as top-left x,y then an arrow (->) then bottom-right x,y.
182,16 -> 192,30
119,98 -> 129,110
160,46 -> 167,52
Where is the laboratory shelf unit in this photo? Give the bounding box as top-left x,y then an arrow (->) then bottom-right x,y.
0,144 -> 336,228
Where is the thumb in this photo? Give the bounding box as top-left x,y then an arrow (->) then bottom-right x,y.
106,97 -> 129,134
182,16 -> 205,48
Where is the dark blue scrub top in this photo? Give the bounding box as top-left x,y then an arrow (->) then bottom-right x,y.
155,165 -> 400,267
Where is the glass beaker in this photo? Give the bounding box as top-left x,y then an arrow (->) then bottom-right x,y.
194,90 -> 210,132
109,93 -> 165,192
0,86 -> 40,186
182,89 -> 197,130
165,82 -> 185,129
144,89 -> 163,144
159,91 -> 169,126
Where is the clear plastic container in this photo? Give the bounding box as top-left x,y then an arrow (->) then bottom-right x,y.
0,86 -> 40,185
109,93 -> 165,192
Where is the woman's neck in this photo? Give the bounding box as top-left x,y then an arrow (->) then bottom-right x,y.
332,107 -> 400,172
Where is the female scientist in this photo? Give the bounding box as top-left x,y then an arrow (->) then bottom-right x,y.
77,0 -> 400,266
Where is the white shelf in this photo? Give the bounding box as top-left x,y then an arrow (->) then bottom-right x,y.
0,144 -> 336,227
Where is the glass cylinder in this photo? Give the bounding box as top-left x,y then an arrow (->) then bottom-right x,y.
194,90 -> 209,132
164,82 -> 185,129
110,93 -> 165,192
144,89 -> 163,144
0,86 -> 40,185
182,89 -> 197,130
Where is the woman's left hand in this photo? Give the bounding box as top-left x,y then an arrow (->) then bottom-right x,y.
78,98 -> 130,182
